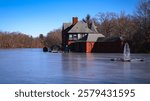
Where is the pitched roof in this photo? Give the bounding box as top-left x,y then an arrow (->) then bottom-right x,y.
63,23 -> 72,30
68,21 -> 93,33
87,34 -> 105,42
91,22 -> 98,33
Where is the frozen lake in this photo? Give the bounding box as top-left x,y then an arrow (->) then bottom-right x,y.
0,48 -> 150,84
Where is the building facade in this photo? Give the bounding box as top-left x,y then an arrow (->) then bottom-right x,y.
62,17 -> 124,53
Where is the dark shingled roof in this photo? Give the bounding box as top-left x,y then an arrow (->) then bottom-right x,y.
68,21 -> 93,33
62,19 -> 105,42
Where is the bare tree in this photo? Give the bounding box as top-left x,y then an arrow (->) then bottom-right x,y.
114,12 -> 137,40
133,0 -> 150,52
95,12 -> 117,37
0,31 -> 43,48
46,29 -> 62,47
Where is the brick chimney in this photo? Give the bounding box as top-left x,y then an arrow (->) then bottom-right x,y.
72,17 -> 78,25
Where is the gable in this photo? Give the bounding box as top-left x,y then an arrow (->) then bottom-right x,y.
63,23 -> 72,30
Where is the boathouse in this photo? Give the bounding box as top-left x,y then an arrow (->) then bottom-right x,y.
62,17 -> 123,53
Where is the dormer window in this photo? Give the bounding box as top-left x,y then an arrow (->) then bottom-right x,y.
73,34 -> 78,40
69,34 -> 78,40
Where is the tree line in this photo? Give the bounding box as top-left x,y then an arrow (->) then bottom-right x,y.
0,29 -> 62,49
0,31 -> 43,48
0,0 -> 149,52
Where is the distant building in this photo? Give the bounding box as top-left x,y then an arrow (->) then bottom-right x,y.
62,17 -> 124,53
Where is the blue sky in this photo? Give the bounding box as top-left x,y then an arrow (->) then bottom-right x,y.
0,0 -> 138,37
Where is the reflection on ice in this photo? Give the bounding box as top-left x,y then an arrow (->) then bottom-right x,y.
0,49 -> 149,84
